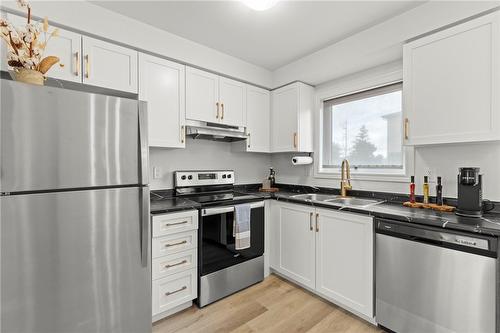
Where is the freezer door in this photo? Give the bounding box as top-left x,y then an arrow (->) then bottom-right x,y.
1,188 -> 151,333
1,80 -> 143,192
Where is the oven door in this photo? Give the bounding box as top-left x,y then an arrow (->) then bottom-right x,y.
199,201 -> 264,276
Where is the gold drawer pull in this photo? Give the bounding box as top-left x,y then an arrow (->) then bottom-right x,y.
165,220 -> 188,227
165,259 -> 187,269
84,54 -> 90,79
221,103 -> 224,120
293,132 -> 297,148
216,102 -> 220,119
247,133 -> 251,148
404,118 -> 409,140
75,51 -> 80,76
309,212 -> 313,231
165,240 -> 187,248
165,286 -> 187,297
315,213 -> 319,232
181,125 -> 185,144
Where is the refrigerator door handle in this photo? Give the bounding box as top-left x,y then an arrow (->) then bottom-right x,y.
138,101 -> 149,186
140,186 -> 150,268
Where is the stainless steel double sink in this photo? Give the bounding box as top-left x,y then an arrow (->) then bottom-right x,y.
290,193 -> 383,208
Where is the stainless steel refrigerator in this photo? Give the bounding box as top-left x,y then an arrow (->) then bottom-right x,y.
1,80 -> 151,333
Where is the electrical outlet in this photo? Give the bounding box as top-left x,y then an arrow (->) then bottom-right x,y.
153,167 -> 162,179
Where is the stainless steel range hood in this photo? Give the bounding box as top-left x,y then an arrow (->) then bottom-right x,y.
186,122 -> 247,142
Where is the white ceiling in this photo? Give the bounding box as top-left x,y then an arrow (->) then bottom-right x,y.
92,1 -> 425,70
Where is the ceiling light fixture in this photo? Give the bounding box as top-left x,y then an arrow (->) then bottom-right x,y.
241,0 -> 278,11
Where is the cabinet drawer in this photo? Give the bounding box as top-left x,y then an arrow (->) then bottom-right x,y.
152,269 -> 197,316
152,249 -> 197,280
152,230 -> 197,258
152,210 -> 198,237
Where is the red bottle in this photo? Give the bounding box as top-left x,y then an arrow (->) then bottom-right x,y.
410,176 -> 416,203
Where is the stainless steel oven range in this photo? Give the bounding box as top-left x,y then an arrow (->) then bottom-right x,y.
174,170 -> 265,307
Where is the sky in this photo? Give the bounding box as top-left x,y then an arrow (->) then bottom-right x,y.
330,90 -> 402,161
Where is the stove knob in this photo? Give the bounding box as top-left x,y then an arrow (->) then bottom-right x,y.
222,174 -> 227,179
188,175 -> 193,180
227,174 -> 232,179
181,175 -> 186,180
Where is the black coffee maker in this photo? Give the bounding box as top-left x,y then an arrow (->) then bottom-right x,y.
456,167 -> 483,217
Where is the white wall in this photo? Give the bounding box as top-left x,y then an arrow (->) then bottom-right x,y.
149,139 -> 271,190
272,142 -> 500,201
273,1 -> 500,87
1,1 -> 272,88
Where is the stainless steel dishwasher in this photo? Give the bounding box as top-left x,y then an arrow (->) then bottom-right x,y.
375,218 -> 498,333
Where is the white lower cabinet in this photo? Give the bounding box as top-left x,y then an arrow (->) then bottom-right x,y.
270,201 -> 374,319
270,201 -> 315,289
151,210 -> 198,321
152,269 -> 197,317
315,208 -> 373,318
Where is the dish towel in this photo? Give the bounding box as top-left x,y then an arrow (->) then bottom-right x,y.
233,203 -> 251,250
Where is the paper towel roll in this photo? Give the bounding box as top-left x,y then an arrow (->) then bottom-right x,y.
292,156 -> 313,165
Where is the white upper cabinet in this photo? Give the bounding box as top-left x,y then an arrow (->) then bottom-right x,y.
219,77 -> 246,127
43,29 -> 82,83
82,36 -> 138,93
186,67 -> 219,123
245,85 -> 270,152
186,66 -> 246,127
139,53 -> 185,148
403,11 -> 500,146
1,13 -> 81,83
315,209 -> 373,318
271,82 -> 314,152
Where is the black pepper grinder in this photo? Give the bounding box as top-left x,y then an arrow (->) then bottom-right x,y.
268,167 -> 276,188
436,176 -> 443,205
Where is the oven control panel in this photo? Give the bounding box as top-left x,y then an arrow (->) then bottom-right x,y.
175,170 -> 234,187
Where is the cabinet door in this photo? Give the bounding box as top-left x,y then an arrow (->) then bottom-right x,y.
246,85 -> 270,152
185,67 -> 219,123
403,12 -> 500,145
1,14 -> 81,83
315,209 -> 373,318
219,77 -> 246,127
271,84 -> 299,152
82,36 -> 137,93
139,54 -> 185,148
273,202 -> 315,289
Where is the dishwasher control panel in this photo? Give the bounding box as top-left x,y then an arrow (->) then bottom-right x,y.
375,219 -> 497,254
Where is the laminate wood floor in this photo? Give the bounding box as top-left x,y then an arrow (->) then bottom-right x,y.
153,274 -> 384,333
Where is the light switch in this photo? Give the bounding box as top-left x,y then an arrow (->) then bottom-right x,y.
153,167 -> 162,179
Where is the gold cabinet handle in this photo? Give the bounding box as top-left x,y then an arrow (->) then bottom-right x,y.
247,133 -> 251,148
180,126 -> 185,144
315,213 -> 319,232
165,220 -> 188,227
221,103 -> 224,120
216,102 -> 220,119
165,259 -> 187,269
309,212 -> 313,231
293,132 -> 298,148
404,118 -> 409,140
75,51 -> 80,76
84,54 -> 90,79
164,240 -> 187,248
165,286 -> 187,297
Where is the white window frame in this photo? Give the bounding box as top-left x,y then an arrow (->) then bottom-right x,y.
314,63 -> 414,183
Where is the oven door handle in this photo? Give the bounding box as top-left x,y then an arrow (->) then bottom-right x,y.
201,201 -> 265,217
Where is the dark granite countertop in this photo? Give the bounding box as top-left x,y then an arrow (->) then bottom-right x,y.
237,185 -> 500,237
150,185 -> 500,236
150,190 -> 200,215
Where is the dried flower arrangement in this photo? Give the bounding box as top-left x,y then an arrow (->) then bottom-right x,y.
0,0 -> 61,85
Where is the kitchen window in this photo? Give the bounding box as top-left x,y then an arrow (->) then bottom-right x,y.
320,82 -> 406,177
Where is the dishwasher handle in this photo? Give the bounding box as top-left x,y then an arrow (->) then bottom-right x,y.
375,219 -> 497,256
